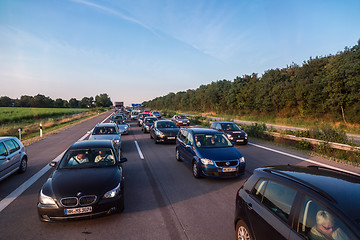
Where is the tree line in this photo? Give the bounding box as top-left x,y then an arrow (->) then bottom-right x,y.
0,93 -> 113,108
143,40 -> 360,124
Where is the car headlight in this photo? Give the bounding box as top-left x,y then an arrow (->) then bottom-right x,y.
239,157 -> 245,163
114,139 -> 120,143
39,190 -> 56,205
245,133 -> 248,138
124,126 -> 128,130
200,158 -> 214,165
155,130 -> 164,137
227,134 -> 233,140
103,182 -> 121,199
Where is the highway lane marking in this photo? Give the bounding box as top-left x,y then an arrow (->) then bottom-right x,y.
134,141 -> 144,159
249,142 -> 360,176
0,113 -> 112,213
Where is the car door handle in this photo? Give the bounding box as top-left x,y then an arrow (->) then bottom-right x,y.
246,202 -> 253,210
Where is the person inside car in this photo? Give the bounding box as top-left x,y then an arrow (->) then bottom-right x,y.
310,210 -> 349,240
95,150 -> 114,163
68,153 -> 89,165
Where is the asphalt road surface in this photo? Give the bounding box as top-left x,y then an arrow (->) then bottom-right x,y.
0,113 -> 359,240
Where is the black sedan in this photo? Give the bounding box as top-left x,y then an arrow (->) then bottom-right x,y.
37,140 -> 127,222
210,121 -> 248,144
150,120 -> 179,144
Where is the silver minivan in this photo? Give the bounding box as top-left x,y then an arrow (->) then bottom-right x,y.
0,137 -> 28,181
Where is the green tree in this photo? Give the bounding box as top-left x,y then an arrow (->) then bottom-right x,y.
95,93 -> 112,107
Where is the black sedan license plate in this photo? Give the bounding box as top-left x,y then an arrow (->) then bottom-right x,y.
64,206 -> 92,215
168,137 -> 175,140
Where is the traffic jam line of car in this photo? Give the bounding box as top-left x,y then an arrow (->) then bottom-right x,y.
2,109 -> 360,239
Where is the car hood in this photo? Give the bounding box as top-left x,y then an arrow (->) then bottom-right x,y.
49,167 -> 122,197
89,135 -> 120,141
117,125 -> 128,130
196,147 -> 242,161
158,128 -> 179,136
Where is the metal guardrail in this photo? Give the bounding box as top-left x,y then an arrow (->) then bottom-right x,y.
267,132 -> 360,152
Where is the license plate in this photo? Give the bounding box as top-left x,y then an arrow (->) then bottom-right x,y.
236,139 -> 244,142
64,206 -> 92,215
168,137 -> 175,140
222,167 -> 237,172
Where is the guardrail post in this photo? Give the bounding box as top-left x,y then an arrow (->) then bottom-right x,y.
40,123 -> 43,137
18,128 -> 22,141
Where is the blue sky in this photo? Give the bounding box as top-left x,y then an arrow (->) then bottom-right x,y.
0,0 -> 359,106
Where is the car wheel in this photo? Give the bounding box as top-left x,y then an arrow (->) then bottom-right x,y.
235,220 -> 253,240
18,157 -> 27,173
176,148 -> 181,161
192,161 -> 201,178
154,137 -> 159,144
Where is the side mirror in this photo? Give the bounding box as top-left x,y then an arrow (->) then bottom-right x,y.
119,157 -> 127,163
185,144 -> 192,148
49,161 -> 57,167
87,131 -> 92,134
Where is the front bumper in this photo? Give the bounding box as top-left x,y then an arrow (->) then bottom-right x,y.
200,162 -> 246,178
37,195 -> 123,222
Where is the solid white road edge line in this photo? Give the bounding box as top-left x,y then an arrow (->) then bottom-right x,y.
249,142 -> 360,176
134,141 -> 144,159
0,112 -> 112,213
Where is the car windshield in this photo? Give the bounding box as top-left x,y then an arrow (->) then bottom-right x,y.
59,148 -> 116,169
114,119 -> 126,125
194,133 -> 233,148
112,115 -> 123,119
157,122 -> 177,128
177,115 -> 186,119
145,118 -> 156,123
92,126 -> 117,135
221,123 -> 241,131
153,111 -> 159,114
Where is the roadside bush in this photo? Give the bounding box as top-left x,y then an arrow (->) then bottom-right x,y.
296,140 -> 311,150
310,124 -> 348,144
243,123 -> 270,139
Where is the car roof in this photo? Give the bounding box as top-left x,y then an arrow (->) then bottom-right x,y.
69,140 -> 114,149
0,136 -> 18,141
95,123 -> 117,127
213,121 -> 237,124
258,165 -> 360,224
182,127 -> 221,134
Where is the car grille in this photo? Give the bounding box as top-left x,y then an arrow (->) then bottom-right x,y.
61,197 -> 78,207
60,195 -> 97,207
79,195 -> 97,206
215,160 -> 239,167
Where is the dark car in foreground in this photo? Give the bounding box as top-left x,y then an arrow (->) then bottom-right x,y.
176,128 -> 245,178
150,120 -> 179,144
171,114 -> 190,126
142,116 -> 157,133
37,140 -> 127,222
0,136 -> 28,181
235,165 -> 360,240
210,121 -> 248,144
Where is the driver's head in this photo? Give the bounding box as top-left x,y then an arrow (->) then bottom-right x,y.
77,153 -> 85,159
99,150 -> 106,157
